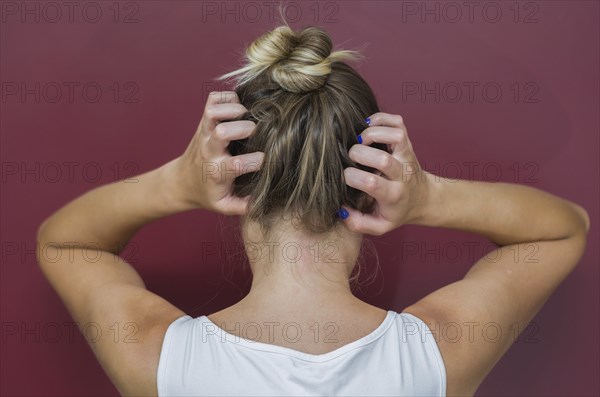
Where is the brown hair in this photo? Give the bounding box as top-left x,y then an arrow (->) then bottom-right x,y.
217,24 -> 385,238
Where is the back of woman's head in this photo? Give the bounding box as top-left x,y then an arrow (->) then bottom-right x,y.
218,24 -> 385,237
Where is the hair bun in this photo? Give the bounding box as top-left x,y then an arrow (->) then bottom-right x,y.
264,26 -> 332,93
219,25 -> 362,93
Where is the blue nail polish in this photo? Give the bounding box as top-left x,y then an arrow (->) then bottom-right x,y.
337,208 -> 349,220
357,135 -> 363,144
365,117 -> 371,125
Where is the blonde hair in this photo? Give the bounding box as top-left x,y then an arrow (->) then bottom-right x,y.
217,24 -> 385,238
219,25 -> 362,93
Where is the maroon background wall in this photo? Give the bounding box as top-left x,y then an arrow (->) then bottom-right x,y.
1,1 -> 598,396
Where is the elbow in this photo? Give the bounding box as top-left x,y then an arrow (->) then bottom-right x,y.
36,218 -> 50,244
571,203 -> 590,235
36,219 -> 49,268
36,217 -> 63,269
36,217 -> 57,259
566,203 -> 590,269
36,218 -> 51,265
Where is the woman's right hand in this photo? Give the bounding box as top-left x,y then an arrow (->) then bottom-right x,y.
342,112 -> 433,235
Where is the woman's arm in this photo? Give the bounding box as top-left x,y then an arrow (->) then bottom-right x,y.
37,93 -> 265,254
404,175 -> 589,397
36,91 -> 263,396
36,160 -> 193,397
342,112 -> 590,397
416,172 -> 589,246
37,159 -> 192,255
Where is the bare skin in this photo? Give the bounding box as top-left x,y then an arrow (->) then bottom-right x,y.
37,91 -> 590,396
207,217 -> 388,355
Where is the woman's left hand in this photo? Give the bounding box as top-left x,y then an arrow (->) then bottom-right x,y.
169,91 -> 264,215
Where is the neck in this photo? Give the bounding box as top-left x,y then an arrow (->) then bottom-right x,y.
238,217 -> 364,312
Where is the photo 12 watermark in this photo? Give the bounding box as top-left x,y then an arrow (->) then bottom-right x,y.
1,1 -> 141,24
402,319 -> 541,344
1,321 -> 140,344
1,161 -> 141,184
199,1 -> 340,24
1,81 -> 140,104
1,240 -> 140,265
398,1 -> 540,24
202,320 -> 341,345
400,81 -> 540,104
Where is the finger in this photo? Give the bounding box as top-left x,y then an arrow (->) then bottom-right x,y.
203,102 -> 248,131
359,125 -> 404,146
218,195 -> 250,216
343,167 -> 393,203
341,207 -> 392,236
359,126 -> 414,159
367,112 -> 405,128
210,120 -> 256,151
224,151 -> 265,181
348,144 -> 402,180
360,112 -> 414,160
206,91 -> 240,105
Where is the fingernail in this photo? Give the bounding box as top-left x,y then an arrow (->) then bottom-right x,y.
357,135 -> 363,144
337,208 -> 349,220
365,117 -> 371,125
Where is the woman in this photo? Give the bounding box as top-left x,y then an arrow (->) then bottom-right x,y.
36,24 -> 590,396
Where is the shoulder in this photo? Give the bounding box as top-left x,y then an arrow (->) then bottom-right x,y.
117,309 -> 188,396
80,284 -> 188,396
402,305 -> 479,397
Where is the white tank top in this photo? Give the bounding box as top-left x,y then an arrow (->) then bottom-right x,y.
157,310 -> 446,396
